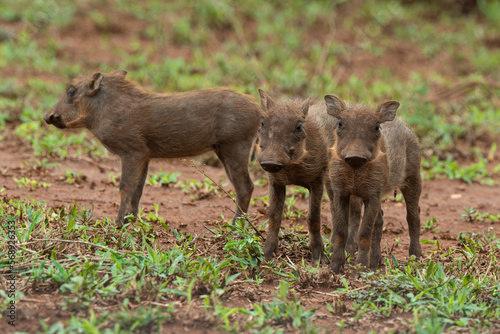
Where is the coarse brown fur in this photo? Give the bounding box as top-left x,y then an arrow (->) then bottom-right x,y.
325,95 -> 422,273
257,90 -> 361,264
43,70 -> 263,227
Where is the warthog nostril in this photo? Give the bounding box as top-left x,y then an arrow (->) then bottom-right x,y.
260,161 -> 284,173
345,156 -> 367,168
48,114 -> 61,124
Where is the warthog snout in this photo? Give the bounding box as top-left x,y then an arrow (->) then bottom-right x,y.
43,113 -> 58,124
42,113 -> 50,124
345,155 -> 367,168
260,161 -> 284,173
43,113 -> 64,128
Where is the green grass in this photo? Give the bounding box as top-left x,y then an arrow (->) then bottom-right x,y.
13,177 -> 51,191
461,207 -> 500,224
347,231 -> 500,332
422,156 -> 498,185
1,197 -> 499,332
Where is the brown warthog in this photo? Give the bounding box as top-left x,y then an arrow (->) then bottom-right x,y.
43,70 -> 262,227
325,95 -> 422,273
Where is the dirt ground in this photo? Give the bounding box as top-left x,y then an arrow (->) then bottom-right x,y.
1,135 -> 500,333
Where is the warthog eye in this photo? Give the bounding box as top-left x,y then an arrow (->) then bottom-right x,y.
67,86 -> 76,98
338,121 -> 343,129
375,124 -> 380,131
259,121 -> 265,132
295,124 -> 303,132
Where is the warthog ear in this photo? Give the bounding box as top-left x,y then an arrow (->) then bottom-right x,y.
113,70 -> 128,77
301,97 -> 311,117
88,72 -> 104,97
258,89 -> 276,111
324,95 -> 345,119
377,101 -> 399,122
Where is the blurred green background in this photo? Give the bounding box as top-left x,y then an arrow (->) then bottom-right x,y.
0,0 -> 499,165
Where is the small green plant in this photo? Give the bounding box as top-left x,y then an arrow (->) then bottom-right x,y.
394,237 -> 402,247
461,207 -> 479,222
64,169 -> 85,185
252,175 -> 268,187
477,212 -> 500,223
422,217 -> 440,233
141,203 -> 169,231
221,218 -> 264,274
460,207 -> 500,223
146,169 -> 180,187
108,172 -> 120,186
284,194 -> 305,219
247,281 -> 320,333
24,158 -> 60,171
289,185 -> 309,199
251,195 -> 269,207
14,177 -> 51,191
